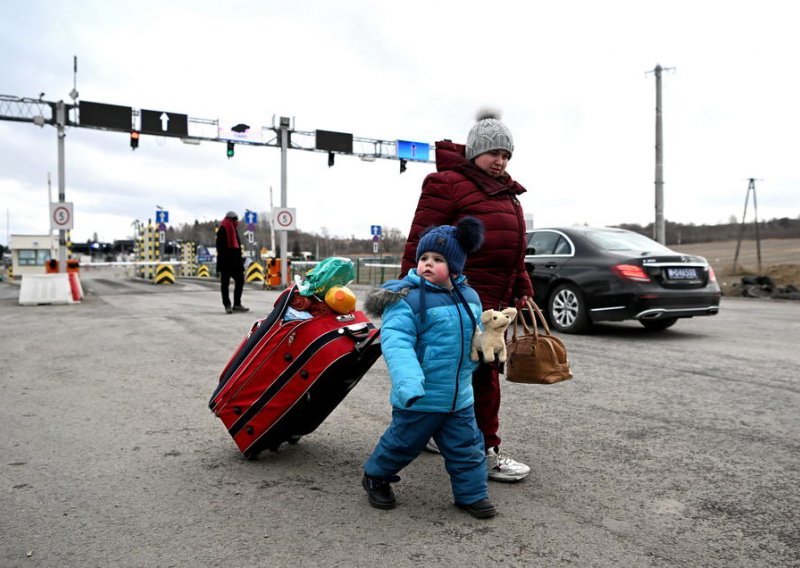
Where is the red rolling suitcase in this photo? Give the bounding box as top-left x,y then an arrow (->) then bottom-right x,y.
209,286 -> 381,458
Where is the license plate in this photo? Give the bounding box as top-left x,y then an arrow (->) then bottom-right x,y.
666,267 -> 698,280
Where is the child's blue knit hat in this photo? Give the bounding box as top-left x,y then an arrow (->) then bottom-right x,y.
416,217 -> 484,275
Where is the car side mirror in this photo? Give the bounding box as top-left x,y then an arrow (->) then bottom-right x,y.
526,247 -> 536,255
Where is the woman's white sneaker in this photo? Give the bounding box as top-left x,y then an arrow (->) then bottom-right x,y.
487,447 -> 530,482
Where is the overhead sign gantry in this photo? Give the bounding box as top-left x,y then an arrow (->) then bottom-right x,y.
0,92 -> 438,284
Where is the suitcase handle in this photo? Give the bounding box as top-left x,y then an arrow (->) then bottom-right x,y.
339,323 -> 381,352
339,322 -> 371,341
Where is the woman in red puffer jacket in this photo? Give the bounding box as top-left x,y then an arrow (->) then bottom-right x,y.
400,109 -> 533,482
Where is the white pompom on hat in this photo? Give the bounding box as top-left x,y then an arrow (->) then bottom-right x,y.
465,107 -> 514,160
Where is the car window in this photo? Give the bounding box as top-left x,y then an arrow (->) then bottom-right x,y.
585,230 -> 671,253
527,231 -> 565,256
553,237 -> 571,255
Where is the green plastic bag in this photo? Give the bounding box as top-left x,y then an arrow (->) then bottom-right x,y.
297,257 -> 355,297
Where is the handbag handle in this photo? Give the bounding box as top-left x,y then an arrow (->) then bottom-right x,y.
511,299 -> 552,343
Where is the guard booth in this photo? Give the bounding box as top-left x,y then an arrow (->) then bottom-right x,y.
9,234 -> 56,277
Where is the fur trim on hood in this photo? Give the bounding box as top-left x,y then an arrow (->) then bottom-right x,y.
364,286 -> 409,317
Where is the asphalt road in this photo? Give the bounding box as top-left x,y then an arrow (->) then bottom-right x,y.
1,276 -> 798,567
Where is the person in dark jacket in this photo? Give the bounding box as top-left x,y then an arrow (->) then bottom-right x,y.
362,217 -> 496,518
400,109 -> 533,482
216,211 -> 249,314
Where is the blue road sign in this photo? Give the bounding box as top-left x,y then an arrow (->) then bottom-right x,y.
397,140 -> 430,161
370,225 -> 382,236
244,211 -> 258,224
156,210 -> 169,224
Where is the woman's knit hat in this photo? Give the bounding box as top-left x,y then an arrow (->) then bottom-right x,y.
465,108 -> 514,160
225,211 -> 238,219
416,217 -> 485,275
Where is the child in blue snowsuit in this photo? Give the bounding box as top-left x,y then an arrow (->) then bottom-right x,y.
362,217 -> 496,519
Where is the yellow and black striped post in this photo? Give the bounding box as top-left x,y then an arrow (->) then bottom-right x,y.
146,222 -> 157,280
246,261 -> 265,284
134,232 -> 143,278
197,265 -> 210,278
181,242 -> 197,278
154,263 -> 176,284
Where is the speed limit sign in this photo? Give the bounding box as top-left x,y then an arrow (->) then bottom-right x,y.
50,202 -> 74,230
272,207 -> 297,231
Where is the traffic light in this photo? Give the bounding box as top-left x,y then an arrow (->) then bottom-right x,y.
226,141 -> 235,159
400,159 -> 408,174
130,130 -> 140,150
328,152 -> 335,167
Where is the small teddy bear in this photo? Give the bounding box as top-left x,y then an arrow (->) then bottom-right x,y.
470,307 -> 518,363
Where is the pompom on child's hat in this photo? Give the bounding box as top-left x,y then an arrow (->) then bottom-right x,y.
465,107 -> 514,161
225,211 -> 238,219
416,217 -> 485,275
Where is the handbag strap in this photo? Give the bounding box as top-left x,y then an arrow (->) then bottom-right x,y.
511,301 -> 537,342
525,299 -> 553,335
511,299 -> 552,342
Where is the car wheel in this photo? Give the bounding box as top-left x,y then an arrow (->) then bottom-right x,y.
547,283 -> 591,334
639,317 -> 678,331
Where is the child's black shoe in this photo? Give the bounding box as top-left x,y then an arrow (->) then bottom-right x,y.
362,473 -> 400,510
456,498 -> 497,519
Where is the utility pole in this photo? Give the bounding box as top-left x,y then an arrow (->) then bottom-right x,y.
648,64 -> 674,245
732,178 -> 762,273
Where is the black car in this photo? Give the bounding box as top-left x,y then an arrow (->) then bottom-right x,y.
525,227 -> 721,333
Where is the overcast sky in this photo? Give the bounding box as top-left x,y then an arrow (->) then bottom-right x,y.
1,0 -> 797,246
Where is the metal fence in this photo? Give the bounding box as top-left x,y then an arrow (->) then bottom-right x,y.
289,256 -> 402,286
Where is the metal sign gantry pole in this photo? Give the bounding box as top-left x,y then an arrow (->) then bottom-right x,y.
278,117 -> 290,287
56,101 -> 67,269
